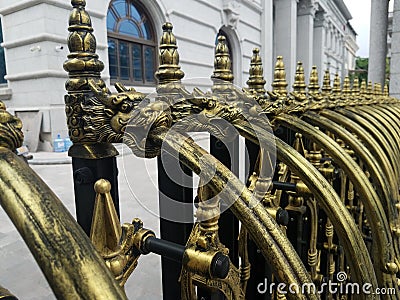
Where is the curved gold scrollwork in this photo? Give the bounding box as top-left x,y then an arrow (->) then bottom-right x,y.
0,101 -> 24,151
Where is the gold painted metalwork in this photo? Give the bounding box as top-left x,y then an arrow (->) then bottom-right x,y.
0,101 -> 24,151
4,1 -> 400,299
0,285 -> 17,300
155,22 -> 185,86
271,56 -> 288,96
308,66 -> 320,96
246,48 -> 266,95
321,69 -> 331,97
212,36 -> 234,83
293,61 -> 307,95
64,0 -> 118,159
0,148 -> 127,299
180,182 -> 244,299
331,73 -> 341,99
90,179 -> 156,286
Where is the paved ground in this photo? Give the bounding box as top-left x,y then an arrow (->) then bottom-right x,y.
0,145 -> 164,299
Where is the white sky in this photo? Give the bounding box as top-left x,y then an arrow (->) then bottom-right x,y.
343,0 -> 394,57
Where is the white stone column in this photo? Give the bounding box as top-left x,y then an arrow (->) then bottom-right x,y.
390,0 -> 400,96
262,0 -> 274,85
313,10 -> 326,80
368,0 -> 389,86
274,0 -> 298,87
296,0 -> 316,77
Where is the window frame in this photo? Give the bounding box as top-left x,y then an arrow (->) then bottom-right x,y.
0,18 -> 7,85
107,0 -> 157,86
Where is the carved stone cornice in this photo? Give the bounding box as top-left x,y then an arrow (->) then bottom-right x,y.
314,10 -> 327,27
297,0 -> 317,17
222,0 -> 241,29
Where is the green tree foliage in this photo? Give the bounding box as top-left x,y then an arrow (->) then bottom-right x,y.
350,57 -> 390,85
352,57 -> 369,83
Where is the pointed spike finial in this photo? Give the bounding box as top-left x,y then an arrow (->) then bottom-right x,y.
90,179 -> 122,255
321,70 -> 332,96
293,61 -> 307,94
212,35 -> 234,83
308,66 -> 320,95
293,133 -> 307,157
247,48 -> 266,94
63,0 -> 105,92
332,73 -> 341,96
155,22 -> 185,85
271,56 -> 288,95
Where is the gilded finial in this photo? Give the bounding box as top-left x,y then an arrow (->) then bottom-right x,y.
272,56 -> 288,95
360,80 -> 367,96
212,36 -> 234,83
374,83 -> 382,97
367,81 -> 373,96
155,22 -> 185,85
321,70 -> 331,96
342,76 -> 351,97
384,83 -> 389,96
332,74 -> 341,96
308,66 -> 320,95
63,0 -> 104,92
352,77 -> 360,95
247,48 -> 266,94
293,62 -> 306,94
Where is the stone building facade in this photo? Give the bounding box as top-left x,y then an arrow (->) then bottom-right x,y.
0,0 -> 357,151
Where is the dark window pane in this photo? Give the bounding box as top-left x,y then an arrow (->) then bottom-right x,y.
119,20 -> 140,38
144,47 -> 155,82
132,44 -> 142,81
130,3 -> 141,21
107,10 -> 117,31
108,39 -> 118,79
113,0 -> 127,18
120,67 -> 129,80
141,21 -> 152,40
119,41 -> 130,80
0,19 -> 6,84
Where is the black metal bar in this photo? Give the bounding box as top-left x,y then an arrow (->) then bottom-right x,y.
144,236 -> 185,263
272,181 -> 297,192
244,139 -> 271,299
72,157 -> 120,236
144,236 -> 230,279
210,135 -> 239,265
158,151 -> 193,300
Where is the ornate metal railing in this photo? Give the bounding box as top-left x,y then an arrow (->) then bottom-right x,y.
1,0 -> 400,299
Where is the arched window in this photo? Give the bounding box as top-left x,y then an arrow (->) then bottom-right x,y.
107,0 -> 156,85
0,19 -> 6,85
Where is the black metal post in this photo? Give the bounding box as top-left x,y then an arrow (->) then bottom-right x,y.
244,140 -> 271,299
72,157 -> 120,236
158,152 -> 193,300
